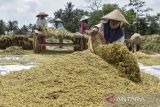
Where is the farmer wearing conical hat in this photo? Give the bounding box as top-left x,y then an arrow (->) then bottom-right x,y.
99,9 -> 129,44
80,15 -> 90,34
36,12 -> 48,50
54,18 -> 64,29
87,9 -> 129,52
36,12 -> 48,28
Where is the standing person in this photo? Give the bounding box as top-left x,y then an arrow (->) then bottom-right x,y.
54,18 -> 64,29
99,9 -> 129,44
80,15 -> 90,34
36,12 -> 48,28
36,12 -> 48,50
54,18 -> 64,48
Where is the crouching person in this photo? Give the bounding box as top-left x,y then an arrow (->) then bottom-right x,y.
129,33 -> 144,52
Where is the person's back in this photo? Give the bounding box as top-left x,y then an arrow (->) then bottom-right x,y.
129,33 -> 144,52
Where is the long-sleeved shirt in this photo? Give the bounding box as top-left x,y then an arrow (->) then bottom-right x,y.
36,18 -> 47,28
99,21 -> 125,44
80,21 -> 89,33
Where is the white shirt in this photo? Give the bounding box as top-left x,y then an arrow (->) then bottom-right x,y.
36,18 -> 47,28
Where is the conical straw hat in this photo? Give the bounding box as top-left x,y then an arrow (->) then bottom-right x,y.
101,9 -> 129,25
54,18 -> 62,22
36,12 -> 48,17
80,15 -> 89,22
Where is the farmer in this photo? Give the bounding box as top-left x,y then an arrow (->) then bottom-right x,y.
128,33 -> 144,52
36,12 -> 48,50
36,12 -> 48,28
80,15 -> 90,34
88,25 -> 106,52
54,18 -> 64,29
99,9 -> 129,44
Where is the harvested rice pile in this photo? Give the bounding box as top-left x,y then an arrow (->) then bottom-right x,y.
95,43 -> 141,83
141,35 -> 160,53
0,46 -> 26,55
0,51 -> 160,107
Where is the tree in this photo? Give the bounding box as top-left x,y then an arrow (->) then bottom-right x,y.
54,9 -> 63,18
88,4 -> 120,28
89,10 -> 103,27
102,4 -> 119,15
123,0 -> 153,35
146,15 -> 159,34
15,25 -> 28,35
21,25 -> 29,35
6,20 -> 19,34
54,2 -> 87,32
0,20 -> 6,35
85,0 -> 104,11
127,0 -> 152,16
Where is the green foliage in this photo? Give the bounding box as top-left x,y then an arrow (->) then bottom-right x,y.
0,20 -> 6,35
6,20 -> 19,34
89,10 -> 103,27
102,4 -> 119,15
54,2 -> 88,32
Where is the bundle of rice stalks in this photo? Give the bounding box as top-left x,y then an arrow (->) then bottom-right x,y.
0,36 -> 12,49
22,38 -> 33,50
95,43 -> 141,83
54,28 -> 74,39
0,35 -> 33,50
0,46 -> 25,55
44,28 -> 74,39
141,35 -> 160,53
11,35 -> 24,46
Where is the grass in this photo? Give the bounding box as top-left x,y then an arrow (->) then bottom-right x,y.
0,50 -> 160,107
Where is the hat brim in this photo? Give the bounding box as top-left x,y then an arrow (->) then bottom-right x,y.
101,17 -> 129,25
101,10 -> 129,25
36,14 -> 48,17
80,17 -> 89,22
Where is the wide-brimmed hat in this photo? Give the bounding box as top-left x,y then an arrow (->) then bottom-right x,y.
130,33 -> 143,44
36,12 -> 48,17
101,9 -> 129,25
80,15 -> 89,22
54,18 -> 62,22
